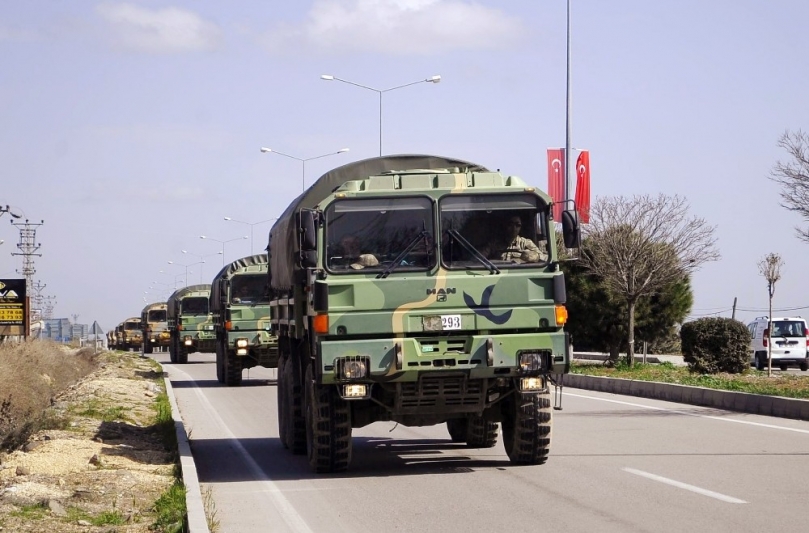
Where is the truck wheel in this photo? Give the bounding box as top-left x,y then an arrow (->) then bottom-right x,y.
755,354 -> 765,371
177,343 -> 189,365
304,365 -> 352,473
224,349 -> 242,386
801,361 -> 808,372
278,357 -> 288,448
446,419 -> 467,443
502,390 -> 552,465
169,337 -> 178,364
215,339 -> 224,384
780,363 -> 788,371
465,416 -> 499,448
284,357 -> 306,454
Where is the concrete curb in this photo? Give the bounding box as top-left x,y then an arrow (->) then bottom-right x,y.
164,375 -> 210,533
564,374 -> 809,421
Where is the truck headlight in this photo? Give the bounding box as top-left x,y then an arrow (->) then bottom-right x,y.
235,338 -> 249,349
519,351 -> 542,373
337,358 -> 368,380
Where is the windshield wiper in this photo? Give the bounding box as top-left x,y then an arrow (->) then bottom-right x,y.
376,230 -> 431,279
447,229 -> 500,274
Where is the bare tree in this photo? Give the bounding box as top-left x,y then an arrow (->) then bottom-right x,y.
757,253 -> 783,377
770,130 -> 809,243
581,194 -> 720,365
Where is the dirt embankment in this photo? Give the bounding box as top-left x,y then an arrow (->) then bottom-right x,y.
0,344 -> 179,532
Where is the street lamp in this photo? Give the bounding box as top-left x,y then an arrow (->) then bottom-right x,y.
260,147 -> 349,192
223,217 -> 277,255
320,74 -> 441,156
167,260 -> 205,287
199,235 -> 248,265
181,249 -> 223,283
0,205 -> 23,219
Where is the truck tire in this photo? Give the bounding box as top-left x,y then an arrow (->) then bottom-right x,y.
284,357 -> 306,454
177,343 -> 189,365
305,365 -> 352,473
215,337 -> 224,384
502,390 -> 552,465
801,361 -> 808,372
755,353 -> 766,371
169,336 -> 178,364
446,419 -> 467,443
446,418 -> 498,447
278,357 -> 288,447
224,349 -> 242,386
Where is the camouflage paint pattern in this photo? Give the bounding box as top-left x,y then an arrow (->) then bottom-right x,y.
121,317 -> 143,349
141,302 -> 171,349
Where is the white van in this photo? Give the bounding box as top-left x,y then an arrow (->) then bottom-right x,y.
746,316 -> 809,371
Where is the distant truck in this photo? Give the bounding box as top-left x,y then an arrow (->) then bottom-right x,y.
141,302 -> 170,354
269,154 -> 579,472
166,285 -> 216,364
120,317 -> 143,351
210,254 -> 279,386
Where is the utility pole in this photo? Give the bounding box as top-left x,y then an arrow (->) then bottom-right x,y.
10,219 -> 44,292
731,297 -> 737,320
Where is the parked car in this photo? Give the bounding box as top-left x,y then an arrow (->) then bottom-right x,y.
746,316 -> 809,371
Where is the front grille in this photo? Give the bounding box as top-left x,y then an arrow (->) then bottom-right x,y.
395,374 -> 485,414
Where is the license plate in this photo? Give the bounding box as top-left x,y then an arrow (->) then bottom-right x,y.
441,315 -> 462,330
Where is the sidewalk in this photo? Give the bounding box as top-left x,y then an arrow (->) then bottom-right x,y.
573,351 -> 686,366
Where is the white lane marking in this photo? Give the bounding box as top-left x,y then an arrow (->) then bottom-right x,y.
623,468 -> 746,504
170,368 -> 314,533
565,392 -> 809,435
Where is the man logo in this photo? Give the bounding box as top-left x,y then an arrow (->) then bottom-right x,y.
426,287 -> 456,302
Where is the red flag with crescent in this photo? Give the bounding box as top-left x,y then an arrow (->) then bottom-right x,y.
547,148 -> 565,220
575,150 -> 590,223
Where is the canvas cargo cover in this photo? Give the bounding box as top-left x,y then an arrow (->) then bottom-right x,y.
210,254 -> 269,312
167,284 -> 212,319
268,154 -> 488,290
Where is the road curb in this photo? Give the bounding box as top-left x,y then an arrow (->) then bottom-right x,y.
164,374 -> 210,533
564,374 -> 809,421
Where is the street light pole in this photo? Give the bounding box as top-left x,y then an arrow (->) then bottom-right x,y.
320,74 -> 441,156
260,147 -> 349,192
167,260 -> 205,287
199,235 -> 248,266
181,250 -> 223,283
223,217 -> 277,255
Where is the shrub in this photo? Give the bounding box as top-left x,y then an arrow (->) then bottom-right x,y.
680,317 -> 750,374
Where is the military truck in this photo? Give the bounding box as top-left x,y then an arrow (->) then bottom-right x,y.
210,254 -> 279,386
166,285 -> 216,364
120,317 -> 143,351
141,302 -> 170,354
269,154 -> 579,473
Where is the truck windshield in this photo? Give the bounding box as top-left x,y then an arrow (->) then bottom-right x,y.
230,274 -> 269,304
148,310 -> 167,322
324,197 -> 435,273
124,322 -> 140,330
182,297 -> 209,315
440,194 -> 550,270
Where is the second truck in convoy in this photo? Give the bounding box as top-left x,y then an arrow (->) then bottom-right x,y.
166,284 -> 216,364
140,302 -> 170,354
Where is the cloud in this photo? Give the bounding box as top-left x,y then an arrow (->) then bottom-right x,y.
96,2 -> 222,53
262,0 -> 524,56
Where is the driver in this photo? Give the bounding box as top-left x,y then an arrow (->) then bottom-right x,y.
483,215 -> 544,263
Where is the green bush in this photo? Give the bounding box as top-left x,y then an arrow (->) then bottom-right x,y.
680,317 -> 750,374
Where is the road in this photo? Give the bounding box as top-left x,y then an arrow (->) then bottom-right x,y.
155,352 -> 809,533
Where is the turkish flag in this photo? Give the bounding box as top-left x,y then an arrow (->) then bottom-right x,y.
575,150 -> 591,223
547,148 -> 565,220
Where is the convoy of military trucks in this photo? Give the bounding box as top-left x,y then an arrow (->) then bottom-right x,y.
110,154 -> 580,474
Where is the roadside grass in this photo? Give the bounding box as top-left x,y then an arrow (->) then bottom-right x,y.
571,360 -> 809,399
9,502 -> 48,520
72,398 -> 132,423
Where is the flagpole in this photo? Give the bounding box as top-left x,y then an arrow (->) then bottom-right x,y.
565,0 -> 572,208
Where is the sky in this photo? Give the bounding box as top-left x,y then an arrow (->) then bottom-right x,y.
1,0 -> 808,332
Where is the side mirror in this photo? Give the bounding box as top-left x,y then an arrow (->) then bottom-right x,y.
299,210 -> 317,251
562,209 -> 581,249
300,250 -> 317,268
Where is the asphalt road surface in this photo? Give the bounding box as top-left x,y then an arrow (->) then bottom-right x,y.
155,352 -> 809,533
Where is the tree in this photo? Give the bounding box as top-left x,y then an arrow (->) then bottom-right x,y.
757,253 -> 783,377
580,194 -> 719,365
563,237 -> 693,361
769,130 -> 809,243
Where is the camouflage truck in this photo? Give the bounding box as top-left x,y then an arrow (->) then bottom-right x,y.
210,254 -> 279,386
121,317 -> 143,351
140,302 -> 170,354
166,284 -> 216,364
269,154 -> 580,473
